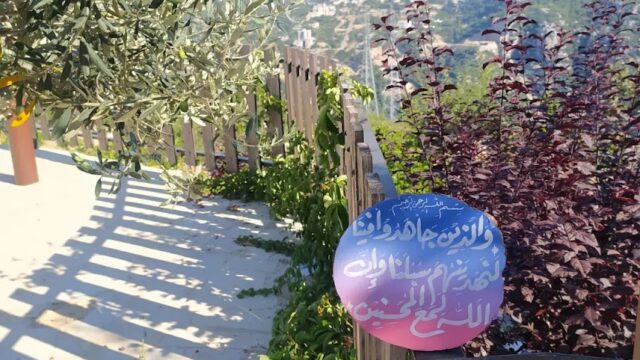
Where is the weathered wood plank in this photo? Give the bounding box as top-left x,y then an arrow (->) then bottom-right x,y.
364,332 -> 372,360
343,103 -> 355,221
339,71 -> 406,359
162,124 -> 177,166
239,44 -> 259,170
182,119 -> 196,166
355,324 -> 366,360
265,47 -> 285,158
302,52 -> 315,142
224,124 -> 238,173
81,127 -> 93,149
634,300 -> 639,360
287,48 -> 298,129
284,48 -> 296,131
96,121 -> 108,151
318,56 -> 329,73
356,142 -> 372,213
308,53 -> 320,128
292,48 -> 306,135
113,131 -> 124,152
68,133 -> 79,147
246,84 -> 259,171
370,333 -> 378,360
202,123 -> 216,171
351,112 -> 364,215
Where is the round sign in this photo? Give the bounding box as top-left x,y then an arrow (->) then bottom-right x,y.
333,194 -> 506,351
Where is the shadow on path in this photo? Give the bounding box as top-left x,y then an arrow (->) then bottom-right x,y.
0,148 -> 290,360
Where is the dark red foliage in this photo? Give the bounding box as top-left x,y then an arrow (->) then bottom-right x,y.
376,0 -> 639,357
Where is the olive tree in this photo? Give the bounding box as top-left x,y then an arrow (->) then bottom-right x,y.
0,0 -> 291,192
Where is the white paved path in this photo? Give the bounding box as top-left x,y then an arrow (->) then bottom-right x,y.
0,146 -> 290,360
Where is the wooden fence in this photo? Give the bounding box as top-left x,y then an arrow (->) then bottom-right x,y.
35,47 -> 286,174
284,46 -> 407,360
31,46 -> 639,360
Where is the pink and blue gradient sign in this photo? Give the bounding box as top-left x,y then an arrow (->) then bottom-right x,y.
333,194 -> 506,351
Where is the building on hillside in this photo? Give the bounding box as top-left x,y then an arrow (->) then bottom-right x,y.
294,29 -> 315,49
307,3 -> 336,19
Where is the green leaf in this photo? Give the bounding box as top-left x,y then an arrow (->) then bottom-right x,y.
95,178 -> 102,198
138,100 -> 165,122
148,0 -> 164,8
61,58 -> 72,82
244,0 -> 265,16
41,74 -> 53,91
336,204 -> 349,230
104,160 -> 120,170
76,107 -> 98,127
116,104 -> 142,124
32,0 -> 54,10
15,84 -> 24,112
73,6 -> 89,31
117,0 -> 132,12
81,39 -> 114,78
230,27 -> 245,45
71,153 -> 101,175
245,115 -> 256,137
190,116 -> 206,127
51,107 -> 73,139
128,171 -> 143,179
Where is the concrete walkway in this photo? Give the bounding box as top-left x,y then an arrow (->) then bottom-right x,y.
0,146 -> 290,359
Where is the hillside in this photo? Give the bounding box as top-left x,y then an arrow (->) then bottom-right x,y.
275,0 -> 639,117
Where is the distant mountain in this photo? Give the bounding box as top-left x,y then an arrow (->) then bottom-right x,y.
275,0 -> 639,116
281,0 -> 638,63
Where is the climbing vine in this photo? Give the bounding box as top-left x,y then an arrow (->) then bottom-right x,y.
198,69 -> 372,359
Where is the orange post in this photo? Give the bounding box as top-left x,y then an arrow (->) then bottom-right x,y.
8,116 -> 38,185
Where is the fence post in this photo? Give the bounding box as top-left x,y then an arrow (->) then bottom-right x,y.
96,120 -> 108,151
81,126 -> 93,149
7,116 -> 39,185
202,123 -> 216,171
162,124 -> 177,166
634,300 -> 639,360
284,48 -> 296,131
246,91 -> 259,171
292,48 -> 307,136
182,119 -> 196,167
339,74 -> 409,360
300,51 -> 314,142
68,132 -> 79,147
113,130 -> 123,152
265,47 -> 285,158
223,124 -> 238,173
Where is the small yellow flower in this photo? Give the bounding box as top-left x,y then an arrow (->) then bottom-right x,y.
0,75 -> 25,89
10,100 -> 36,128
